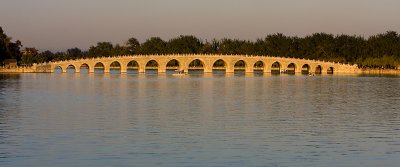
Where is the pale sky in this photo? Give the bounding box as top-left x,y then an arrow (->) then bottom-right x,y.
1,0 -> 399,51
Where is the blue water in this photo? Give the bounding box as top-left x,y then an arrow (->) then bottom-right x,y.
0,73 -> 399,167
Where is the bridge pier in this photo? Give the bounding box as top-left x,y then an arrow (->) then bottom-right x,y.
226,65 -> 234,73
204,67 -> 212,73
138,67 -> 145,73
246,66 -> 254,73
120,66 -> 127,73
158,66 -> 166,73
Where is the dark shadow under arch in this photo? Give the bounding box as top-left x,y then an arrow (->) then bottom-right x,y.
271,62 -> 281,74
80,63 -> 89,74
315,65 -> 322,74
94,62 -> 105,74
188,59 -> 204,74
287,63 -> 296,75
327,67 -> 334,74
302,64 -> 310,75
145,60 -> 159,75
66,65 -> 76,74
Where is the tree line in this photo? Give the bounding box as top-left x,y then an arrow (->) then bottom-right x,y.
0,27 -> 22,64
1,26 -> 400,69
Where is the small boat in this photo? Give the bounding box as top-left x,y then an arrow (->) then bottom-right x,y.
172,69 -> 186,76
308,72 -> 315,76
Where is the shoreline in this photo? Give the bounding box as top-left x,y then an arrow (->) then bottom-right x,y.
1,66 -> 400,75
359,69 -> 400,75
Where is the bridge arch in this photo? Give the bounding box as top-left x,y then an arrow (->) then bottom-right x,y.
271,61 -> 281,74
253,60 -> 265,74
166,59 -> 180,69
212,59 -> 227,74
53,66 -> 63,73
327,67 -> 334,74
110,61 -> 121,74
94,62 -> 105,74
302,64 -> 310,74
234,60 -> 246,73
286,63 -> 296,74
79,63 -> 90,74
188,59 -> 205,74
145,60 -> 159,74
315,65 -> 322,74
127,60 -> 139,74
66,64 -> 76,74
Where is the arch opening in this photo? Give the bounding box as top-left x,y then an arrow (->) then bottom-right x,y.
66,65 -> 76,74
53,66 -> 63,74
271,62 -> 281,74
166,59 -> 181,75
145,60 -> 159,75
188,59 -> 204,74
94,62 -> 105,74
212,59 -> 226,74
302,64 -> 310,75
253,61 -> 264,75
127,60 -> 139,75
315,65 -> 322,75
110,61 -> 121,74
234,60 -> 246,75
327,67 -> 334,74
80,63 -> 89,74
287,63 -> 296,75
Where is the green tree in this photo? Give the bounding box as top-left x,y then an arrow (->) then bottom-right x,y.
66,47 -> 83,60
113,44 -> 129,55
167,35 -> 203,54
126,37 -> 140,54
88,42 -> 114,57
0,26 -> 22,64
140,37 -> 167,54
34,50 -> 54,63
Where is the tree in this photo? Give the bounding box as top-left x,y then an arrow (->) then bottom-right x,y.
88,42 -> 114,57
126,37 -> 140,54
113,44 -> 129,55
0,26 -> 22,64
140,37 -> 167,54
167,35 -> 203,54
34,50 -> 54,63
66,47 -> 83,60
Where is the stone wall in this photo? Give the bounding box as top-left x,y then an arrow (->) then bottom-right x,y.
0,66 -> 36,73
360,69 -> 400,75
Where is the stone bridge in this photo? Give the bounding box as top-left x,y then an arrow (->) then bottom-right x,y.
34,54 -> 359,74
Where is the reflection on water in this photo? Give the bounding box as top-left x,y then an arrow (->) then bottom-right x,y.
0,73 -> 399,167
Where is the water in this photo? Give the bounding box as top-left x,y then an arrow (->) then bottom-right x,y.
0,73 -> 399,167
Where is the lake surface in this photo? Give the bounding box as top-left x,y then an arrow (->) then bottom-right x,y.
0,73 -> 399,167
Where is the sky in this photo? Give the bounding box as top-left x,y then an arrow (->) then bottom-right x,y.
1,0 -> 400,51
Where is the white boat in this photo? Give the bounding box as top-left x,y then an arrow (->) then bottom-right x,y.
172,69 -> 186,76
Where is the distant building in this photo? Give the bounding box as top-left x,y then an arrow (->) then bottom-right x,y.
4,59 -> 17,68
22,48 -> 38,56
20,47 -> 38,66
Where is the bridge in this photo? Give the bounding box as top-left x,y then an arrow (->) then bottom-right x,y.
33,54 -> 359,74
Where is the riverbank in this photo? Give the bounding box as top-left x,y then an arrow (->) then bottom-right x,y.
360,69 -> 400,75
0,66 -> 36,73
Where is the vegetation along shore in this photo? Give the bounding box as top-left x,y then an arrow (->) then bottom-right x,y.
1,26 -> 400,73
